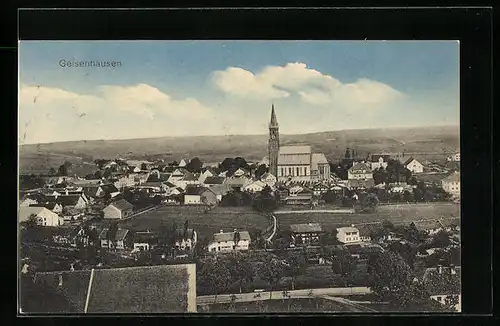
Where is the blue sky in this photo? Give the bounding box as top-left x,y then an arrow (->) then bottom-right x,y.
19,41 -> 459,144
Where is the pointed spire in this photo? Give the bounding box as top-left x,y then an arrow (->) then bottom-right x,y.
270,104 -> 278,127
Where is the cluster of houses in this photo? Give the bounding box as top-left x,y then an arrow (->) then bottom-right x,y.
335,151 -> 460,198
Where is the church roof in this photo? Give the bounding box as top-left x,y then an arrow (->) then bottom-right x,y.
279,145 -> 311,155
311,153 -> 329,170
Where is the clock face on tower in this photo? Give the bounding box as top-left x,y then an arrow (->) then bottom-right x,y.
271,133 -> 276,140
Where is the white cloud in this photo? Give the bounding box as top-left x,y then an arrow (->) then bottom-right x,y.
211,62 -> 403,109
18,83 -> 215,143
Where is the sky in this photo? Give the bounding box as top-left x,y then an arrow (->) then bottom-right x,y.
18,41 -> 459,144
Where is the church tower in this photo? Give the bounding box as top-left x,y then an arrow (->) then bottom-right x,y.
268,104 -> 280,178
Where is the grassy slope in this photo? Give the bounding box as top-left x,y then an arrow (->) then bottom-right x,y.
19,125 -> 459,173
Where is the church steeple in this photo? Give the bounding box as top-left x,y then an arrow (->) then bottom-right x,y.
269,104 -> 278,127
268,104 -> 280,179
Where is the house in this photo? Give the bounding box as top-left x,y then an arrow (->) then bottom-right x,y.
336,226 -> 361,244
178,159 -> 188,167
208,229 -> 251,253
103,199 -> 134,219
99,228 -> 131,250
29,202 -> 63,214
259,172 -> 277,188
203,176 -> 226,188
242,180 -> 267,193
311,182 -> 329,196
347,178 -> 375,190
355,225 -> 372,242
54,225 -> 99,248
289,223 -> 324,246
97,184 -> 121,198
368,154 -> 391,171
174,228 -> 198,251
166,186 -> 184,197
442,171 -> 460,198
184,186 -> 217,206
62,207 -> 86,221
28,264 -> 197,313
348,162 -> 373,180
171,172 -> 199,189
50,194 -> 88,210
19,206 -> 62,227
208,184 -> 232,202
404,157 -> 424,174
224,175 -> 251,191
132,231 -> 159,252
198,168 -> 216,183
283,193 -> 313,205
169,168 -> 189,182
112,173 -> 139,189
422,265 -> 461,312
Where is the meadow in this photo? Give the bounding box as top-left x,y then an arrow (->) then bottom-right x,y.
118,205 -> 271,240
275,203 -> 460,232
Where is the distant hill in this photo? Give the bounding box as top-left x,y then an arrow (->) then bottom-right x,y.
19,125 -> 460,174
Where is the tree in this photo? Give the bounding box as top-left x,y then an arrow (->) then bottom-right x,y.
321,190 -> 338,204
359,193 -> 379,213
388,241 -> 417,270
368,251 -> 413,303
57,161 -> 72,176
257,258 -> 286,300
225,252 -> 254,293
320,230 -> 340,247
197,257 -> 233,302
431,230 -> 451,248
219,158 -> 235,172
48,167 -> 57,176
373,167 -> 387,185
331,250 -> 354,278
382,220 -> 395,231
254,164 -> 268,179
284,253 -> 307,290
186,157 -> 204,173
403,190 -> 413,202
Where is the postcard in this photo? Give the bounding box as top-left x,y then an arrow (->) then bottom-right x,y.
18,40 -> 460,314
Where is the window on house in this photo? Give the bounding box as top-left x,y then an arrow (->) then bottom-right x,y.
288,167 -> 292,175
437,296 -> 442,302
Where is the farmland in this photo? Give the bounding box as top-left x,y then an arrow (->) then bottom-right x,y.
275,203 -> 460,232
117,205 -> 271,240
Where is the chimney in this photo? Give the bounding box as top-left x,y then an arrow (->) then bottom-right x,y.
437,265 -> 443,274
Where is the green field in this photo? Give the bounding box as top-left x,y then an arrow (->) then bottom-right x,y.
276,203 -> 460,232
118,205 -> 271,239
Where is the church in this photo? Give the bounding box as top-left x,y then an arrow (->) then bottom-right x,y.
266,105 -> 330,183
